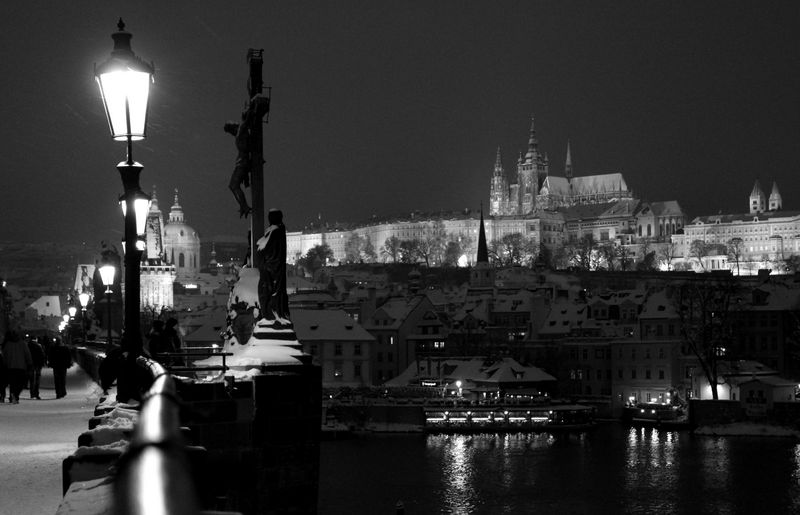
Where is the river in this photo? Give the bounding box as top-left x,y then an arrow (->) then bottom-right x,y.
318,423 -> 800,515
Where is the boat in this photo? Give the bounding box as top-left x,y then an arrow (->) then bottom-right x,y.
623,402 -> 689,428
423,404 -> 596,434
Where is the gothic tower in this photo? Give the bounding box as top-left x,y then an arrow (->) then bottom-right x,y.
516,116 -> 549,215
749,180 -> 766,214
489,146 -> 509,216
145,185 -> 165,261
768,181 -> 782,211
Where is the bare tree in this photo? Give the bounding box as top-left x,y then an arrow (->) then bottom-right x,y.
658,241 -> 678,271
689,239 -> 711,271
674,276 -> 738,400
381,236 -> 402,263
727,237 -> 744,276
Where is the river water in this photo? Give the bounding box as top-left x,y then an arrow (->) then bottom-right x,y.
318,423 -> 800,515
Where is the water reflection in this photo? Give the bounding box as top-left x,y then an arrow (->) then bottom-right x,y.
320,426 -> 800,514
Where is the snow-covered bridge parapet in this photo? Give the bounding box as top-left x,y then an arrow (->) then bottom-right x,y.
58,356 -> 207,515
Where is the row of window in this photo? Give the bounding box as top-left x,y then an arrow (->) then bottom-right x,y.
568,368 -> 667,381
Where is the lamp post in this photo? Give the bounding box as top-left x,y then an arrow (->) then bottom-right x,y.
95,19 -> 154,401
78,292 -> 90,343
99,261 -> 116,347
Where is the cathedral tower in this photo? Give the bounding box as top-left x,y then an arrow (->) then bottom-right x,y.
489,146 -> 509,216
749,180 -> 766,214
768,182 -> 782,211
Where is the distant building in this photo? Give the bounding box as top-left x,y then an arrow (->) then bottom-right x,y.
673,180 -> 799,274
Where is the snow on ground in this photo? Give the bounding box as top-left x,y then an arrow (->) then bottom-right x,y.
0,365 -> 103,515
694,421 -> 800,438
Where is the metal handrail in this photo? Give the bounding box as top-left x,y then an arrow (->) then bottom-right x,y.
113,356 -> 201,515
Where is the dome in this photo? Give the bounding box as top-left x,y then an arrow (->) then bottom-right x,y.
163,189 -> 200,244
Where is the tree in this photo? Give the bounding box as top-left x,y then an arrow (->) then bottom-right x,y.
489,233 -> 538,267
658,241 -> 678,271
382,236 -> 402,263
674,276 -> 738,400
399,239 -> 420,264
568,234 -> 596,270
689,240 -> 711,271
617,245 -> 634,271
636,251 -> 657,271
727,237 -> 744,276
297,244 -> 333,277
344,233 -> 377,264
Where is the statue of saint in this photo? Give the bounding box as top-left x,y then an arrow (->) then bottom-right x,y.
256,209 -> 289,322
224,95 -> 270,218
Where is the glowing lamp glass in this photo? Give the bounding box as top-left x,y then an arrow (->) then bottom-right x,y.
78,292 -> 90,308
68,306 -> 77,317
99,264 -> 116,289
119,194 -> 151,236
95,69 -> 152,141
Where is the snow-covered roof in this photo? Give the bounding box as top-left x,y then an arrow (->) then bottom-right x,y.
292,309 -> 375,342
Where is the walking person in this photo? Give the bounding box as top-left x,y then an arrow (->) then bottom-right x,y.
163,318 -> 184,367
48,337 -> 72,399
0,346 -> 7,403
27,337 -> 45,399
3,330 -> 32,404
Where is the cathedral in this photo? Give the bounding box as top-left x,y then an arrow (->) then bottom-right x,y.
490,117 -> 633,215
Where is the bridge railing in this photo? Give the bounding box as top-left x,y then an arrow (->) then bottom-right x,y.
113,355 -> 201,515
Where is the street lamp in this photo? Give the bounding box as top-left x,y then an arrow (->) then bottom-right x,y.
95,19 -> 155,401
79,292 -> 90,343
99,261 -> 116,347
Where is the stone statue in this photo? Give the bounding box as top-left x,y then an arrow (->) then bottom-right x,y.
224,95 -> 270,218
256,209 -> 289,322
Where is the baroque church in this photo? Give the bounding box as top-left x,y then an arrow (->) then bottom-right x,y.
490,117 -> 633,216
140,188 -> 202,312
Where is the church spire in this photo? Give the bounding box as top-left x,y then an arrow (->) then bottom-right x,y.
769,181 -> 783,211
493,146 -> 503,176
525,115 -> 538,161
477,204 -> 488,264
565,140 -> 573,180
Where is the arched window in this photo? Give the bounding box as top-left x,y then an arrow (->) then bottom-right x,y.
647,224 -> 652,237
179,253 -> 185,267
638,225 -> 642,237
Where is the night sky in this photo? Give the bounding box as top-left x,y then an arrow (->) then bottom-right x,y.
1,1 -> 798,245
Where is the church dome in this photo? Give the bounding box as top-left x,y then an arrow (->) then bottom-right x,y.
163,189 -> 200,244
162,189 -> 201,280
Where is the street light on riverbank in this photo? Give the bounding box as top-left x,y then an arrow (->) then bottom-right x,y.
95,19 -> 154,401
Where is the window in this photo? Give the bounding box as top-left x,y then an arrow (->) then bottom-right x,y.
645,369 -> 651,379
354,343 -> 361,356
354,363 -> 361,378
658,347 -> 665,359
334,343 -> 342,356
582,349 -> 588,360
334,363 -> 343,379
377,352 -> 383,362
387,352 -> 393,362
596,369 -> 603,380
658,370 -> 665,380
390,336 -> 395,345
631,369 -> 637,379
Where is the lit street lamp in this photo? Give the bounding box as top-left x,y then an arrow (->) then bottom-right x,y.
99,259 -> 116,347
95,19 -> 154,401
79,292 -> 90,343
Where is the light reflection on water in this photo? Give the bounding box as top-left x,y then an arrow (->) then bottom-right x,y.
320,425 -> 800,515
